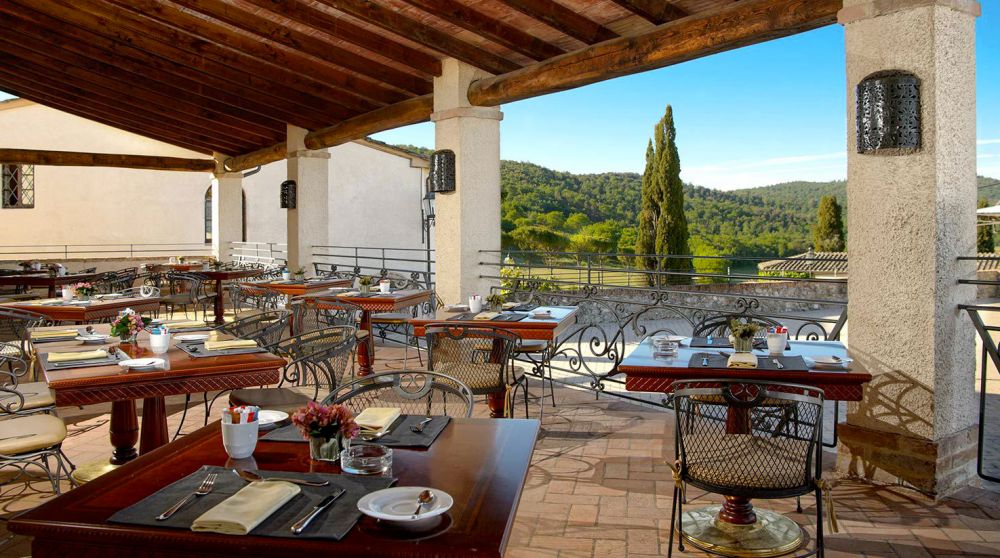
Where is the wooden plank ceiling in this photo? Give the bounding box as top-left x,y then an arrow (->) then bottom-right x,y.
0,0 -> 839,160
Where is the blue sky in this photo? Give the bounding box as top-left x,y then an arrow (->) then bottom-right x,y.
376,8 -> 1000,189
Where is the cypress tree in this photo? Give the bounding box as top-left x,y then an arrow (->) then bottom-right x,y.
655,105 -> 692,284
813,195 -> 845,252
636,140 -> 659,280
978,198 -> 995,253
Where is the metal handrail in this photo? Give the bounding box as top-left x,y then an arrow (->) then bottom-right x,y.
0,242 -> 211,261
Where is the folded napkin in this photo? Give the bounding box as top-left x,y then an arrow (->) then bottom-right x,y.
204,339 -> 258,351
31,329 -> 80,339
727,353 -> 759,369
165,321 -> 208,329
47,349 -> 108,362
355,407 -> 401,433
191,481 -> 300,536
473,312 -> 500,320
337,291 -> 361,297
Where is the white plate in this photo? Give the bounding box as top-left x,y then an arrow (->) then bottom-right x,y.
118,358 -> 165,371
175,333 -> 210,342
75,335 -> 110,345
357,487 -> 453,529
807,355 -> 852,369
99,293 -> 124,299
257,409 -> 289,429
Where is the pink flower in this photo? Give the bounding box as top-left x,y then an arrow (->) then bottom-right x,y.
291,401 -> 359,440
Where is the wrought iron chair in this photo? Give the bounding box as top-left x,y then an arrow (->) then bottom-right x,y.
77,267 -> 97,274
95,267 -> 138,294
214,309 -> 291,348
0,352 -> 55,415
292,297 -> 369,376
119,286 -> 161,298
371,272 -> 427,366
229,283 -> 283,315
324,370 -> 474,418
228,326 -> 357,413
0,380 -> 76,495
424,325 -> 531,418
0,307 -> 50,367
160,272 -> 214,319
667,380 -> 831,558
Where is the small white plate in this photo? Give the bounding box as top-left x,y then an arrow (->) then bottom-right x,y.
807,355 -> 853,369
444,304 -> 469,312
118,358 -> 165,371
99,293 -> 124,299
75,335 -> 110,345
175,333 -> 210,342
357,487 -> 453,530
257,409 -> 289,429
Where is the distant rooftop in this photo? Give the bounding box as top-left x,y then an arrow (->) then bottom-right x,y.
760,251 -> 1000,275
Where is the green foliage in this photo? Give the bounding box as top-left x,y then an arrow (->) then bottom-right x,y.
979,198 -> 995,253
617,226 -> 638,266
509,225 -> 568,252
689,237 -> 728,283
758,270 -> 812,279
813,195 -> 845,251
564,213 -> 591,232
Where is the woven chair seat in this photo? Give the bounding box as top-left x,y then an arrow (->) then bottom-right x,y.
684,433 -> 809,490
0,414 -> 66,455
433,363 -> 525,393
371,313 -> 410,324
0,382 -> 55,410
229,388 -> 311,413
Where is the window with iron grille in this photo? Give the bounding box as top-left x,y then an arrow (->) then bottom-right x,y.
2,164 -> 34,208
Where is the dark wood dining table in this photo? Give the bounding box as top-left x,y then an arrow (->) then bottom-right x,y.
620,337 -> 872,557
0,271 -> 98,297
31,324 -> 285,470
9,417 -> 540,558
411,305 -> 579,417
3,295 -> 161,323
307,289 -> 433,377
247,277 -> 353,297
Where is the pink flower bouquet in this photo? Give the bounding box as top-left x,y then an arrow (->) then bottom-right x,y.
291,401 -> 360,441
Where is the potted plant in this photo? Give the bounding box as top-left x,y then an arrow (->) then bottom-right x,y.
486,293 -> 506,311
728,320 -> 761,353
110,309 -> 151,344
73,282 -> 97,301
358,275 -> 374,294
293,267 -> 306,281
177,256 -> 186,264
291,401 -> 360,462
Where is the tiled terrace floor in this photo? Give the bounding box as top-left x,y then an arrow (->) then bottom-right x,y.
1,343 -> 999,557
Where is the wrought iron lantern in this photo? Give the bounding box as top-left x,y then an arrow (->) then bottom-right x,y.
280,179 -> 296,209
428,149 -> 456,193
856,71 -> 921,155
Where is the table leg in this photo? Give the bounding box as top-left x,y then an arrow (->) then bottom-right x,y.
47,284 -> 56,298
109,400 -> 139,465
357,310 -> 374,377
212,279 -> 225,325
139,396 -> 169,454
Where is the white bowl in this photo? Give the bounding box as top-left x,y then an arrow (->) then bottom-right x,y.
358,487 -> 453,531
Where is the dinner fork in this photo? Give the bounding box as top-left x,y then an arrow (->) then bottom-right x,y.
156,473 -> 217,520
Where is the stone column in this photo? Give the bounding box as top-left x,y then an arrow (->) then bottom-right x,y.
211,154 -> 242,262
432,58 -> 503,306
838,0 -> 980,496
286,124 -> 330,272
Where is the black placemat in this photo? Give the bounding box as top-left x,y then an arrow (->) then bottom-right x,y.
492,312 -> 528,322
447,312 -> 480,321
508,304 -> 537,312
40,351 -> 123,369
689,337 -> 790,351
262,415 -> 451,449
175,343 -> 268,358
687,353 -> 809,371
109,465 -> 395,540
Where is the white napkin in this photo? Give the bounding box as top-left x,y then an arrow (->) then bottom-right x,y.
191,481 -> 300,535
356,407 -> 402,433
204,340 -> 258,351
31,329 -> 80,339
727,353 -> 759,369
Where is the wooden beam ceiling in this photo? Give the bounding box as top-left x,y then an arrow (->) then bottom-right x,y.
0,149 -> 216,172
608,0 -> 688,25
469,0 -> 841,106
499,0 -> 619,44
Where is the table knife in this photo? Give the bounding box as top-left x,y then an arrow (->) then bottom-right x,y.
291,489 -> 347,534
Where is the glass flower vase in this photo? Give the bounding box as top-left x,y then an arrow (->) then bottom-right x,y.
730,335 -> 754,353
309,433 -> 344,462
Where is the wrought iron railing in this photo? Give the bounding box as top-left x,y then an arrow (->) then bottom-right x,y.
0,242 -> 211,261
230,241 -> 287,266
312,245 -> 435,290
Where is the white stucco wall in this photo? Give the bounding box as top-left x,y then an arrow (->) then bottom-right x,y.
0,101 -> 210,250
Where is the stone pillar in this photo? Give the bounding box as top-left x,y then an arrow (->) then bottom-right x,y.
432,58 -> 503,306
211,154 -> 242,262
286,124 -> 330,272
838,0 -> 980,496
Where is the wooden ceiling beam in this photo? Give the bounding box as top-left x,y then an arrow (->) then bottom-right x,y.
223,95 -> 434,172
7,0 -> 350,129
498,0 -> 618,44
0,80 -> 217,155
238,0 -> 441,77
0,149 -> 216,172
469,0 -> 841,106
608,0 -> 688,25
169,0 -> 433,95
0,37 -> 282,145
314,0 -> 519,75
103,0 -> 399,108
62,0 -> 373,113
398,0 -> 565,61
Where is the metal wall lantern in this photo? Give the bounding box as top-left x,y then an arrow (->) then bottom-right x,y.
280,179 -> 296,209
428,149 -> 456,194
856,70 -> 921,155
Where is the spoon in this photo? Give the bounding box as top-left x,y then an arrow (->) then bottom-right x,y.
410,417 -> 433,433
413,489 -> 435,516
234,469 -> 330,487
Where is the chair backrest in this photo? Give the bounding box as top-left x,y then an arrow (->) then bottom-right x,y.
692,314 -> 781,341
272,326 -> 357,397
323,371 -> 474,418
96,267 -> 139,293
164,272 -> 205,303
0,307 -> 50,353
230,283 -> 283,313
424,325 -> 520,394
672,379 -> 824,498
77,267 -> 97,274
291,297 -> 361,333
0,350 -> 31,385
216,309 -> 291,346
120,286 -> 161,298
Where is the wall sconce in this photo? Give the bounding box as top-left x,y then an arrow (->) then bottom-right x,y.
856,71 -> 921,155
428,149 -> 456,193
280,179 -> 296,209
